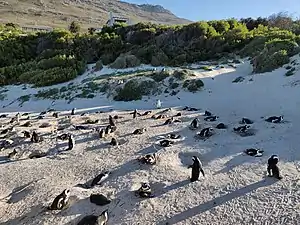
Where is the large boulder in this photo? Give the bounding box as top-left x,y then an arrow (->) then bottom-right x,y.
110,54 -> 141,69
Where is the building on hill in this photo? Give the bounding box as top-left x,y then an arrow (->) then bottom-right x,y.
21,25 -> 53,33
106,12 -> 131,27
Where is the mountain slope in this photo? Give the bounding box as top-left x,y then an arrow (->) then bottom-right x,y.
0,0 -> 191,30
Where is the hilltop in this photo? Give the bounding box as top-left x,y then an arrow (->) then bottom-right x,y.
0,0 -> 191,30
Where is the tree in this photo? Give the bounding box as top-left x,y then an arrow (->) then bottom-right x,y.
69,21 -> 80,33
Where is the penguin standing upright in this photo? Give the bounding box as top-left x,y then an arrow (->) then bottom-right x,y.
133,109 -> 138,119
156,99 -> 162,109
48,189 -> 70,210
108,115 -> 116,127
188,156 -> 205,182
137,183 -> 153,198
110,137 -> 118,146
99,129 -> 105,138
190,118 -> 200,129
71,108 -> 76,115
267,155 -> 282,179
105,125 -> 112,135
67,134 -> 75,150
31,131 -> 42,143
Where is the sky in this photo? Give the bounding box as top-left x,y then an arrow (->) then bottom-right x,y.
124,0 -> 300,21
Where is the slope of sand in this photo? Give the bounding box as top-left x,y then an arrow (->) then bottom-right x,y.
1,59 -> 300,225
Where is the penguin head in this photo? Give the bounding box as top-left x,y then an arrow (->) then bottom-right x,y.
192,156 -> 199,162
63,189 -> 70,197
98,209 -> 109,222
141,182 -> 150,189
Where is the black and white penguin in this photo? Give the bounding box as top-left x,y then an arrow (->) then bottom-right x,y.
31,131 -> 43,143
48,189 -> 70,210
57,133 -> 69,141
233,125 -> 250,133
91,171 -> 111,187
198,127 -> 214,138
164,117 -> 174,125
37,115 -> 44,120
156,114 -> 168,119
139,153 -> 157,165
108,115 -> 116,127
216,123 -> 227,129
99,129 -> 105,138
160,139 -> 174,147
22,131 -> 31,138
267,155 -> 282,179
188,156 -> 205,182
105,125 -> 112,135
137,183 -> 153,198
0,114 -> 8,118
166,133 -> 181,139
8,149 -> 17,159
110,137 -> 118,146
71,108 -> 76,115
133,128 -> 146,135
66,134 -> 75,150
21,121 -> 31,127
204,116 -> 218,122
52,112 -> 58,118
245,148 -> 264,157
77,209 -> 109,225
142,111 -> 152,116
174,112 -> 182,117
74,125 -> 89,130
204,110 -> 212,116
265,116 -> 283,123
240,117 -> 253,124
190,118 -> 200,130
133,109 -> 138,119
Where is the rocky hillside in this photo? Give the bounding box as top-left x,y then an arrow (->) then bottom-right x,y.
0,0 -> 191,29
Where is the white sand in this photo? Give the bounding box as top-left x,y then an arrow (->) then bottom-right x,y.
0,58 -> 300,225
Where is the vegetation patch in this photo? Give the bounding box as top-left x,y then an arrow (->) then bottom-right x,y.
183,79 -> 204,92
17,95 -> 31,106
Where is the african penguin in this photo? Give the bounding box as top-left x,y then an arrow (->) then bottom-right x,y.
166,133 -> 181,139
137,183 -> 153,198
204,116 -> 218,122
142,111 -> 152,116
216,123 -> 227,129
133,109 -> 138,119
233,125 -> 250,133
67,134 -> 75,150
190,118 -> 200,129
133,128 -> 146,135
139,153 -> 157,165
267,155 -> 282,179
198,127 -> 214,138
31,131 -> 43,143
204,110 -> 212,116
105,125 -> 112,135
71,108 -> 76,115
174,112 -> 182,117
21,121 -> 31,127
265,116 -> 283,123
8,149 -> 17,159
0,114 -> 8,118
99,129 -> 105,138
108,115 -> 116,127
77,209 -> 109,225
22,131 -> 31,138
52,112 -> 59,118
245,148 -> 264,157
164,117 -> 174,125
160,139 -> 174,147
110,137 -> 118,146
91,171 -> 111,187
188,156 -> 205,182
48,189 -> 70,210
240,117 -> 253,124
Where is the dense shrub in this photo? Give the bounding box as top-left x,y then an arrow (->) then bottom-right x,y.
113,80 -> 143,101
173,70 -> 190,80
183,79 -> 204,92
1,18 -> 300,87
150,70 -> 170,82
95,60 -> 103,71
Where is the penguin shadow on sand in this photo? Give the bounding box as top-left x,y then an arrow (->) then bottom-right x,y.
0,179 -> 43,204
214,152 -> 264,175
0,204 -> 46,225
158,178 -> 279,225
149,180 -> 190,198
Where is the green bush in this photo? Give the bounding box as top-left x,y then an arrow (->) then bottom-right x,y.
183,79 -> 204,92
170,82 -> 180,89
35,88 -> 60,99
110,54 -> 141,69
150,70 -> 170,82
173,70 -> 190,80
253,49 -> 290,73
114,79 -> 143,101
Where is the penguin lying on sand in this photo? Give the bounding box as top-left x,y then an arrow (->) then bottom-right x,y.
136,183 -> 154,198
77,209 -> 109,225
197,127 -> 214,138
91,171 -> 111,187
233,125 -> 250,133
240,117 -> 253,125
160,139 -> 174,147
48,189 -> 70,210
138,153 -> 157,165
265,116 -> 283,123
204,116 -> 218,122
166,133 -> 181,139
133,128 -> 146,135
244,148 -> 264,157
